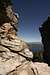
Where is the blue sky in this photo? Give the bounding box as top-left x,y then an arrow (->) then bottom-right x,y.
12,0 -> 50,42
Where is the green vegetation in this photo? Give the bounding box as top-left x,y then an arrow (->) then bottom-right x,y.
33,50 -> 43,62
0,0 -> 12,13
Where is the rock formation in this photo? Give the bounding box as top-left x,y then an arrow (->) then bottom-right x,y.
0,0 -> 50,75
39,17 -> 50,66
0,0 -> 34,75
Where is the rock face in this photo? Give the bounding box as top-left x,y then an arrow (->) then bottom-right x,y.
39,17 -> 50,66
0,0 -> 34,75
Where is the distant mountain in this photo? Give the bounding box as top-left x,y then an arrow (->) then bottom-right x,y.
26,42 -> 43,52
27,42 -> 42,44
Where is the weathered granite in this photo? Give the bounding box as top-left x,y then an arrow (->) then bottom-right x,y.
0,22 -> 33,75
0,0 -> 34,75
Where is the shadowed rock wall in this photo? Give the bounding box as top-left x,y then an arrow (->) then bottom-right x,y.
39,17 -> 50,66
